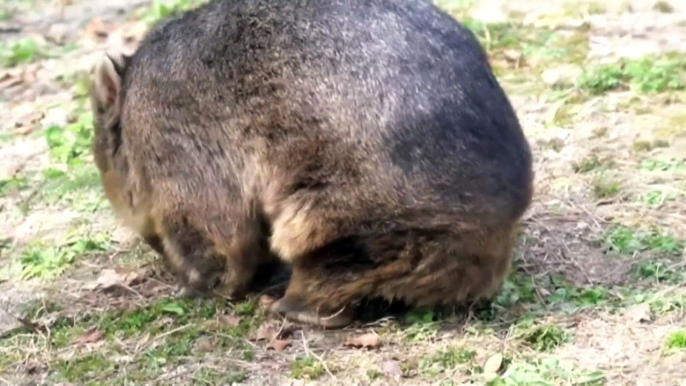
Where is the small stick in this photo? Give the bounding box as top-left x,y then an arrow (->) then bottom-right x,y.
300,331 -> 338,382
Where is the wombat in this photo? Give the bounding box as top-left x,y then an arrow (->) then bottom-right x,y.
90,0 -> 533,327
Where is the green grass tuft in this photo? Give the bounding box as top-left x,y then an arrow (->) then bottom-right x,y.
665,331 -> 686,351
578,53 -> 686,95
591,174 -> 622,199
140,0 -> 210,24
604,226 -> 685,257
523,325 -> 572,352
0,38 -> 43,67
291,356 -> 326,380
420,346 -> 476,377
18,232 -> 110,280
487,357 -> 605,386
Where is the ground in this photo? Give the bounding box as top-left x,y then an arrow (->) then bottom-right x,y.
0,0 -> 685,385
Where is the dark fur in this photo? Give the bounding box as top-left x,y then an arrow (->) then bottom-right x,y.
90,0 -> 533,323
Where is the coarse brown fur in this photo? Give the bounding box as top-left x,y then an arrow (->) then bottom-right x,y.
89,0 -> 533,326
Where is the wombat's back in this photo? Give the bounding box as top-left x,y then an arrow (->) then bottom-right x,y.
121,0 -> 531,225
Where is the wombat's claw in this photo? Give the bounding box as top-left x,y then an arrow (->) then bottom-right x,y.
269,297 -> 354,329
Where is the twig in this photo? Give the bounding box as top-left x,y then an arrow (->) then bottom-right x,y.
152,324 -> 191,343
300,331 -> 337,382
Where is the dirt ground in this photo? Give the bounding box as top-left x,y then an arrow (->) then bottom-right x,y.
0,0 -> 685,385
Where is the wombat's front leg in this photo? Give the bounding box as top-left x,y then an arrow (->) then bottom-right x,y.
268,267 -> 355,329
270,296 -> 355,329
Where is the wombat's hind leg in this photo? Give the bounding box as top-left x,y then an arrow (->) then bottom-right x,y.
142,233 -> 165,256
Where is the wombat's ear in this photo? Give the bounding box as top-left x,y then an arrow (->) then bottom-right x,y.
92,53 -> 122,110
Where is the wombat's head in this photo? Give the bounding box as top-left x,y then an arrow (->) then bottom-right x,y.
89,51 -> 132,171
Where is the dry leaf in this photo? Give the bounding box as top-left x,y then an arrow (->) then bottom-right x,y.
483,353 -> 503,376
267,339 -> 291,353
503,49 -> 522,62
17,317 -> 42,332
94,268 -> 142,291
138,279 -> 165,297
343,333 -> 381,349
0,72 -> 22,90
218,315 -> 242,327
380,359 -> 403,379
13,111 -> 44,135
252,323 -> 277,342
75,328 -> 104,347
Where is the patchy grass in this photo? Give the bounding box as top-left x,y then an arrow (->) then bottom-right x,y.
1,0 -> 686,385
18,231 -> 109,280
419,346 -> 476,377
290,356 -> 327,380
640,189 -> 678,207
591,173 -> 622,199
458,18 -> 590,70
139,0 -> 210,24
488,357 -> 605,386
0,38 -> 43,67
578,53 -> 686,95
637,157 -> 686,172
191,368 -> 248,385
1,297 -> 262,384
521,324 -> 572,352
653,1 -> 675,13
665,331 -> 686,351
44,110 -> 94,168
573,154 -> 616,173
604,226 -> 685,257
633,260 -> 686,284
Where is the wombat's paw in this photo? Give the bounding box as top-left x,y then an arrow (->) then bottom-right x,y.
173,284 -> 206,299
213,278 -> 249,301
269,295 -> 354,329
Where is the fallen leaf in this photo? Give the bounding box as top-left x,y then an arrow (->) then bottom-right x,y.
17,317 -> 42,332
218,315 -> 242,327
626,303 -> 652,324
503,49 -> 522,62
138,279 -> 165,296
252,323 -> 277,342
94,268 -> 143,291
267,339 -> 291,353
21,66 -> 38,84
483,353 -> 503,377
343,333 -> 381,349
380,359 -> 403,379
0,72 -> 22,90
75,328 -> 104,348
13,111 -> 44,135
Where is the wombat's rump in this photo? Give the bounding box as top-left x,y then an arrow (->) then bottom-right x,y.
90,0 -> 533,327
